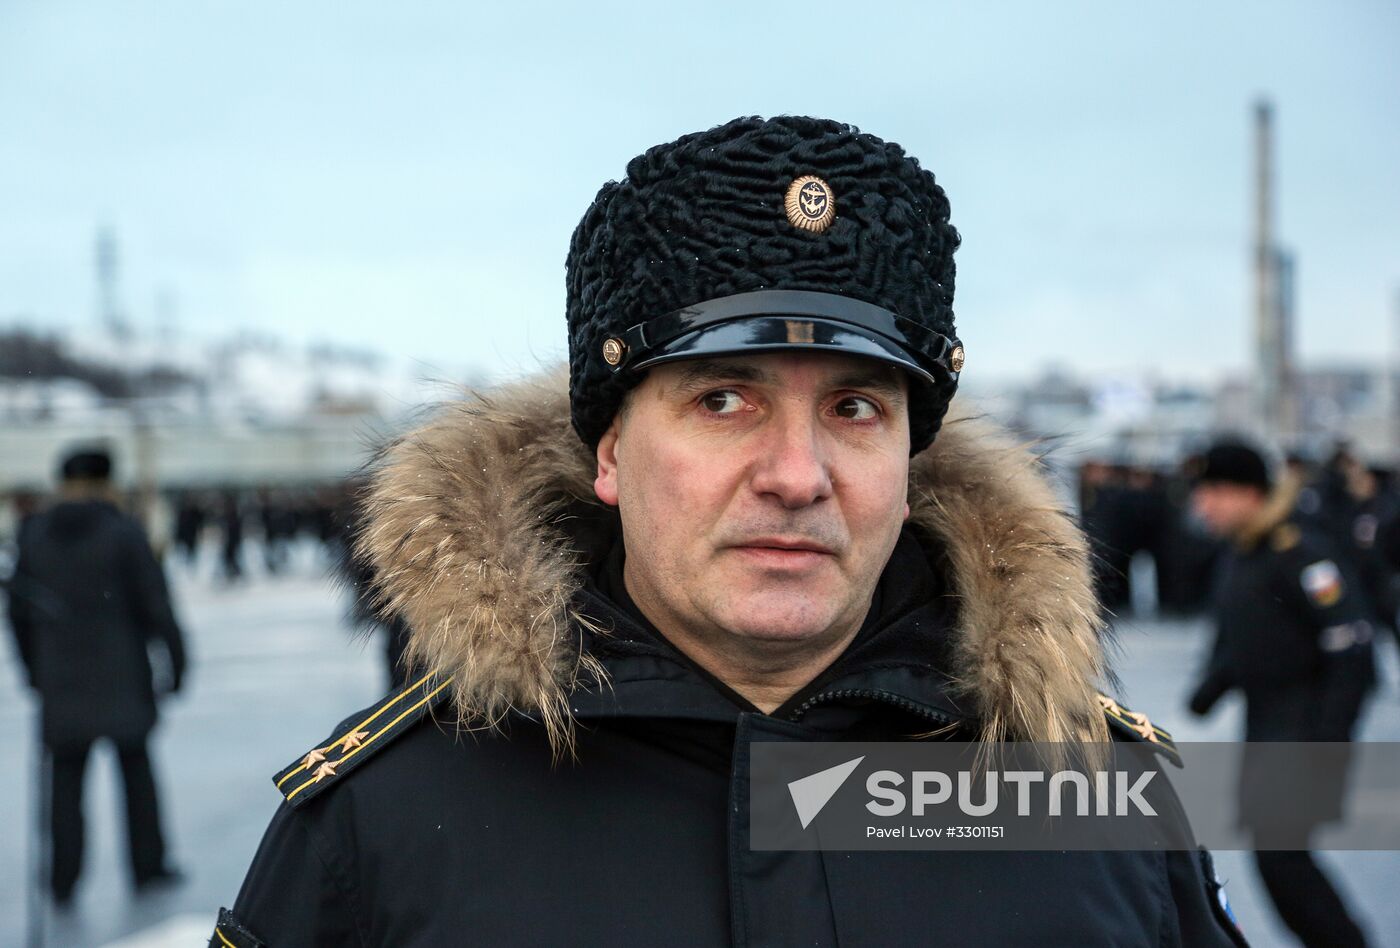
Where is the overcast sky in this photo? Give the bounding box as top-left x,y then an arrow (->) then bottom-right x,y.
1,1 -> 1396,386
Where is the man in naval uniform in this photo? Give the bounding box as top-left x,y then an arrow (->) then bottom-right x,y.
212,116 -> 1245,947
1190,440 -> 1374,947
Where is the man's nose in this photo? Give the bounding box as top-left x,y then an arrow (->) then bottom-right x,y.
749,410 -> 834,509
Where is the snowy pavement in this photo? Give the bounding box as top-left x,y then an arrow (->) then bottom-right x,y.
1,546 -> 1397,947
1109,612 -> 1400,947
0,545 -> 386,948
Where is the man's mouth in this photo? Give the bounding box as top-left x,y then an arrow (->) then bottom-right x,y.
736,537 -> 836,553
730,538 -> 837,567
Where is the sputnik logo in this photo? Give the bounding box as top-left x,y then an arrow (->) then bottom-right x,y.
787,756 -> 864,829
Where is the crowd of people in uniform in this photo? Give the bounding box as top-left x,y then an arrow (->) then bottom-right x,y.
1081,442 -> 1397,945
8,113 -> 1397,948
5,434 -> 1394,940
1079,446 -> 1400,633
168,484 -> 360,581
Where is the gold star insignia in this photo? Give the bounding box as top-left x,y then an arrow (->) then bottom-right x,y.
1126,710 -> 1158,743
301,748 -> 327,769
339,730 -> 370,752
311,761 -> 338,783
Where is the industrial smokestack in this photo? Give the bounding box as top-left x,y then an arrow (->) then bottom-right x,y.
1253,99 -> 1292,437
1275,247 -> 1295,433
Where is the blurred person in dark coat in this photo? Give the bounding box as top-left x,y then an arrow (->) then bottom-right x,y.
1337,463 -> 1399,638
1079,461 -> 1135,612
1188,441 -> 1375,947
6,449 -> 186,905
1157,460 -> 1221,616
257,488 -> 298,576
1377,489 -> 1400,635
219,490 -> 245,581
338,480 -> 414,690
173,491 -> 206,565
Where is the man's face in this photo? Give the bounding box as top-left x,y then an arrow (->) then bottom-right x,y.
593,351 -> 911,651
1191,482 -> 1266,537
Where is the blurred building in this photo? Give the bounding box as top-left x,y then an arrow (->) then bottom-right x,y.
996,363 -> 1398,469
0,322 -> 486,550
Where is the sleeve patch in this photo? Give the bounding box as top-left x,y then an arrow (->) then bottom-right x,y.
1198,848 -> 1248,946
210,908 -> 266,948
1300,559 -> 1344,607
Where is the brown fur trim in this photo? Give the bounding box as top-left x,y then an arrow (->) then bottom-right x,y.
908,415 -> 1108,745
357,370 -> 1109,754
1234,472 -> 1302,552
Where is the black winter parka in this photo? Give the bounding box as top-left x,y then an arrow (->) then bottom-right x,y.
1190,489 -> 1375,743
215,377 -> 1245,948
7,496 -> 186,746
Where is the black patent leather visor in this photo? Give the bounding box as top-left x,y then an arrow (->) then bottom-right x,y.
631,315 -> 936,383
606,289 -> 957,383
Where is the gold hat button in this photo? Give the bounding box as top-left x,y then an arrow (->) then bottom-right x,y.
602,338 -> 627,366
785,175 -> 836,233
950,345 -> 966,374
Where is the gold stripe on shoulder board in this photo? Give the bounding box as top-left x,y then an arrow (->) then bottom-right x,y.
1272,523 -> 1302,552
1097,692 -> 1175,745
275,670 -> 439,791
284,677 -> 454,803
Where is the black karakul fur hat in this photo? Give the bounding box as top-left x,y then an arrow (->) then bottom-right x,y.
1196,441 -> 1272,491
59,448 -> 113,481
566,115 -> 962,454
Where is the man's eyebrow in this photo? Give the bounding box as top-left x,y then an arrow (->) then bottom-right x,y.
670,360 -> 772,390
666,359 -> 908,402
830,370 -> 908,403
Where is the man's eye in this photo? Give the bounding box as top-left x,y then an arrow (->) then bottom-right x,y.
834,396 -> 879,420
700,390 -> 746,414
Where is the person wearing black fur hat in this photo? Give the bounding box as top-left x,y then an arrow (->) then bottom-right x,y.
8,447 -> 186,905
1189,439 -> 1375,946
215,117 -> 1242,947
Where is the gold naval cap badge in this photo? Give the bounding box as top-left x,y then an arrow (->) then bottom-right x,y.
785,175 -> 836,233
602,337 -> 627,366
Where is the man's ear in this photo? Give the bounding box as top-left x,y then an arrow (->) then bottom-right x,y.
594,418 -> 621,507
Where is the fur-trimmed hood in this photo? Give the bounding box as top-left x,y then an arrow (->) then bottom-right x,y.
357,370 -> 1110,752
1234,472 -> 1304,552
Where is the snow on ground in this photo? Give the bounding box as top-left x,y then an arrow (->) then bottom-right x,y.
1110,612 -> 1400,947
0,543 -> 1396,947
0,541 -> 386,948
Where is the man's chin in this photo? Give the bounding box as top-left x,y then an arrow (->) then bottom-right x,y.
725,624 -> 829,644
714,602 -> 845,645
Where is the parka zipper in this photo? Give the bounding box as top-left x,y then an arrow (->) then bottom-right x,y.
787,687 -> 961,729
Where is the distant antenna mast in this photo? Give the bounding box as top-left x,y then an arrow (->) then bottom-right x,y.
155,286 -> 178,344
1393,288 -> 1400,459
96,225 -> 130,340
1252,99 -> 1294,440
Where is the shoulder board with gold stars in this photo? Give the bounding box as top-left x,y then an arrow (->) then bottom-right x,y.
273,672 -> 454,809
1271,523 -> 1302,553
1096,693 -> 1182,768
